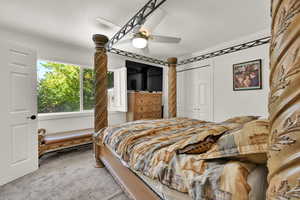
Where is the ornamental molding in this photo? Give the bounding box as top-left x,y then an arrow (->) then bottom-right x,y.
107,0 -> 167,49
104,1 -> 271,65
109,37 -> 271,66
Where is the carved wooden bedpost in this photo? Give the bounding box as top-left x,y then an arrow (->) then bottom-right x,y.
168,57 -> 177,118
267,1 -> 300,199
93,34 -> 109,168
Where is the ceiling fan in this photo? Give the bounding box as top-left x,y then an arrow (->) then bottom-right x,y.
120,9 -> 181,53
96,8 -> 181,53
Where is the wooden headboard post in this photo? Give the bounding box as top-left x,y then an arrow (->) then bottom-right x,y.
167,57 -> 178,118
93,34 -> 109,168
268,1 -> 300,199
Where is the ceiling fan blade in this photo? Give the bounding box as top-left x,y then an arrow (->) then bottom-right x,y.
142,8 -> 167,32
151,35 -> 181,43
117,38 -> 132,45
141,46 -> 150,54
95,17 -> 121,29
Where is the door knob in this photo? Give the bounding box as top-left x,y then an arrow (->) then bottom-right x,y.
28,115 -> 37,120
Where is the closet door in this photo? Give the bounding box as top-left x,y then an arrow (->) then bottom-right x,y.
176,71 -> 185,117
184,69 -> 194,119
185,66 -> 213,121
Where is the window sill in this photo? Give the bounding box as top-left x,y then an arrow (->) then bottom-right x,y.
38,111 -> 93,121
38,110 -> 122,121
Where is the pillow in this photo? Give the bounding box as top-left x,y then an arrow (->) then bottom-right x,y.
176,123 -> 241,154
177,135 -> 218,154
197,119 -> 269,164
222,116 -> 260,124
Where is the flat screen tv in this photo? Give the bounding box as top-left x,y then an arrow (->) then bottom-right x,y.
126,60 -> 163,92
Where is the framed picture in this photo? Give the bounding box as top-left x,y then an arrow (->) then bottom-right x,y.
233,59 -> 262,91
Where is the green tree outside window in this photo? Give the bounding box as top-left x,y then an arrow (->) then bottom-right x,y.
37,62 -> 80,113
83,69 -> 94,110
82,69 -> 114,110
37,61 -> 114,113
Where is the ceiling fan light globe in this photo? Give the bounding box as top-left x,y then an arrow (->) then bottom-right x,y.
132,37 -> 148,49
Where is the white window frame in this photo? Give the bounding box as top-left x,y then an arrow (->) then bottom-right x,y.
37,60 -> 94,120
37,60 -> 124,121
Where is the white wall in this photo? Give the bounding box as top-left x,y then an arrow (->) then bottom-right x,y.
2,26 -> 269,131
38,112 -> 126,134
213,44 -> 269,121
0,26 -> 166,134
178,30 -> 270,122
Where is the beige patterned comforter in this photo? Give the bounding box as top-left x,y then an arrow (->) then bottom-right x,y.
99,118 -> 264,200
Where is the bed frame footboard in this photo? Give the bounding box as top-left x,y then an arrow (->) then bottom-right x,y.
93,139 -> 105,168
93,136 -> 160,200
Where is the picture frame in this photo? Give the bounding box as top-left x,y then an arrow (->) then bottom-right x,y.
233,59 -> 262,91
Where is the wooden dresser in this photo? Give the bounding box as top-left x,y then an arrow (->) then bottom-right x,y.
126,92 -> 162,121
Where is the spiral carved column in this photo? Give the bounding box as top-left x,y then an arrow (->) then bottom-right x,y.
267,0 -> 300,199
93,34 -> 109,168
168,57 -> 177,118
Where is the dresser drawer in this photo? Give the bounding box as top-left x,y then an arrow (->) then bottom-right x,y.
144,111 -> 162,119
135,93 -> 162,105
135,105 -> 161,113
135,111 -> 162,120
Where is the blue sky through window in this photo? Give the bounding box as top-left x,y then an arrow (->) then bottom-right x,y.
37,61 -> 52,81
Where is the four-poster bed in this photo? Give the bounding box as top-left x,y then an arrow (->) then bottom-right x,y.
93,0 -> 300,199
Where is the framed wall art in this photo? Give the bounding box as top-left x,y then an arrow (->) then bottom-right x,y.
233,59 -> 262,91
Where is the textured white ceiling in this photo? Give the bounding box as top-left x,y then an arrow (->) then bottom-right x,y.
0,0 -> 271,60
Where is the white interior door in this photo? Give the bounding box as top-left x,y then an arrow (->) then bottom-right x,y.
0,41 -> 38,186
177,71 -> 185,117
180,66 -> 213,121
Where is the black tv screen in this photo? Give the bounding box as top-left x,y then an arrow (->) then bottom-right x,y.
126,60 -> 163,92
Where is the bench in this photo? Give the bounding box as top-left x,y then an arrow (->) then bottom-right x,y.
38,128 -> 94,157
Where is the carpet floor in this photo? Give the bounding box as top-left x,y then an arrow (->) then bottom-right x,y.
0,147 -> 130,200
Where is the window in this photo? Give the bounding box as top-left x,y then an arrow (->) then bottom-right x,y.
82,69 -> 115,110
82,68 -> 94,110
37,61 -> 80,113
38,60 -> 115,114
107,71 -> 114,89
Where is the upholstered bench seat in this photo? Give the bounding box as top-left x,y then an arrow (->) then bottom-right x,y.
43,129 -> 94,144
38,128 -> 94,157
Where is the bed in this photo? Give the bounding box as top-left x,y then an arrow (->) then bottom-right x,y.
94,117 -> 269,200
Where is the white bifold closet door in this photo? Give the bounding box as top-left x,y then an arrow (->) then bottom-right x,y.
177,65 -> 213,121
177,71 -> 186,117
0,41 -> 38,186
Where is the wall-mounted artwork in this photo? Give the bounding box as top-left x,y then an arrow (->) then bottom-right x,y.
233,59 -> 262,91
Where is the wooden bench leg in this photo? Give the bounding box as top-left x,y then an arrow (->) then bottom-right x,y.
38,129 -> 46,158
